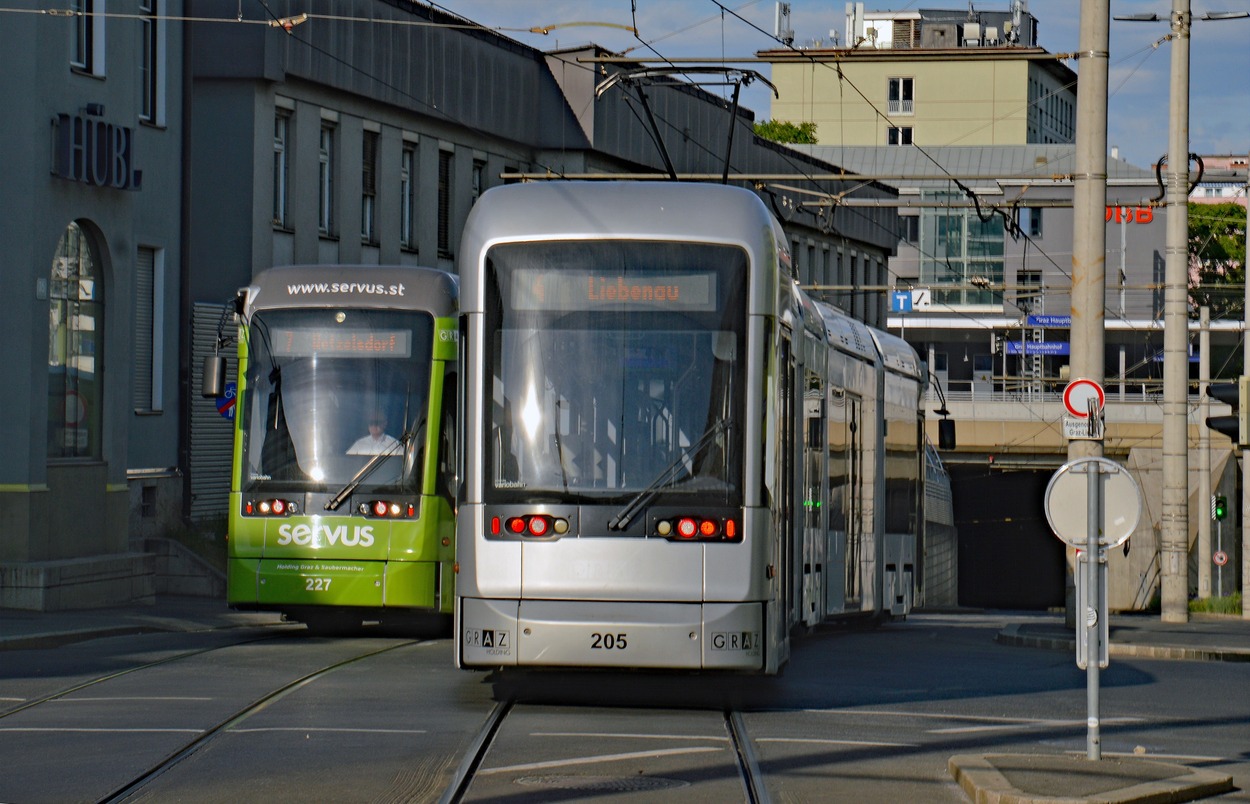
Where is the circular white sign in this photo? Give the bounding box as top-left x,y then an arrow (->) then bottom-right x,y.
1063,378 -> 1105,418
1214,550 -> 1229,567
1044,457 -> 1142,548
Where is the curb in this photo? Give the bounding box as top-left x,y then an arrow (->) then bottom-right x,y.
0,626 -> 163,651
996,624 -> 1250,662
949,753 -> 1234,804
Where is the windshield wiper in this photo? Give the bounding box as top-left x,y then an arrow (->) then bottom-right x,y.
324,430 -> 411,512
607,418 -> 730,530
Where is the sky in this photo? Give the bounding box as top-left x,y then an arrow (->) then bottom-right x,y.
434,0 -> 1250,169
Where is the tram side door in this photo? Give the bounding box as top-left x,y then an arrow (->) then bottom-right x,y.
826,391 -> 863,613
802,369 -> 827,626
845,397 -> 864,609
777,332 -> 798,633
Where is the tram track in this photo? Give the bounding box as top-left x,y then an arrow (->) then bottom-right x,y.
0,632 -> 294,721
96,638 -> 425,803
726,709 -> 770,804
439,699 -> 772,803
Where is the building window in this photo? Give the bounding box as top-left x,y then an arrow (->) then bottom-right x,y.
319,123 -> 336,236
140,485 -> 157,518
920,191 -> 1004,307
49,221 -> 104,459
139,0 -> 164,124
437,148 -> 453,258
1026,207 -> 1043,238
887,77 -> 914,115
900,214 -> 920,244
471,158 -> 486,204
400,142 -> 417,251
887,126 -> 913,146
272,111 -> 290,228
71,0 -> 105,76
361,130 -> 378,244
133,246 -> 163,412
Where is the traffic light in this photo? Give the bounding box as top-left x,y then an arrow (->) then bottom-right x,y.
1215,494 -> 1228,520
1205,375 -> 1250,446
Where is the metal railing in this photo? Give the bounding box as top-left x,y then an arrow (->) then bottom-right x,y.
933,378 -> 1190,405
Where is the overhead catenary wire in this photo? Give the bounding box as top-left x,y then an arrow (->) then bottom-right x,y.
24,1 -> 1232,337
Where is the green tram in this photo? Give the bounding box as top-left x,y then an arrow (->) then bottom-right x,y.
204,265 -> 458,633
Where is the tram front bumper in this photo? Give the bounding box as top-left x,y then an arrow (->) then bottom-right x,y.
458,597 -> 764,671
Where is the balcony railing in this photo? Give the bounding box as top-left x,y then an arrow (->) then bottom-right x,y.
887,99 -> 914,115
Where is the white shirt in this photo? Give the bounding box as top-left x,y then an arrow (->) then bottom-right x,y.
347,433 -> 400,455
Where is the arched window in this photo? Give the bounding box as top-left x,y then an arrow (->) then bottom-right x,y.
48,221 -> 103,459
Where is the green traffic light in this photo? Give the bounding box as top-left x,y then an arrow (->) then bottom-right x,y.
1215,495 -> 1227,520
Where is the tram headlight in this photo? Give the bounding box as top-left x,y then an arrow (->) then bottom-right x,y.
359,500 -> 417,518
245,498 -> 299,517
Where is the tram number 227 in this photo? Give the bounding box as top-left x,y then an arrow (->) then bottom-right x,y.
591,632 -> 628,650
305,577 -> 332,592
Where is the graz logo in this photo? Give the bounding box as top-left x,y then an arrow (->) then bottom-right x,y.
711,631 -> 760,651
465,628 -> 511,655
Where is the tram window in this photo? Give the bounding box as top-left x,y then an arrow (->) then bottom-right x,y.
241,309 -> 433,492
483,240 -> 747,501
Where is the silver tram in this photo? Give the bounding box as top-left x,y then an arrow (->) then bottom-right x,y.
455,182 -> 925,674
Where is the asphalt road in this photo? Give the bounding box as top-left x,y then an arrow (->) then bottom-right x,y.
1,612 -> 1246,802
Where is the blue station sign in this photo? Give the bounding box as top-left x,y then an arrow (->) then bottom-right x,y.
1006,341 -> 1070,356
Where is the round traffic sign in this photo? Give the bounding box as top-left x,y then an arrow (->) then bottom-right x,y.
1214,550 -> 1229,567
1063,378 -> 1105,418
1044,457 -> 1142,548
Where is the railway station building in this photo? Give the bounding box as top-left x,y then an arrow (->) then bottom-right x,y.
755,2 -> 1246,610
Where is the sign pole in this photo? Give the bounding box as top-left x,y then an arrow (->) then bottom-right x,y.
1045,454 -> 1140,764
1085,461 -> 1102,760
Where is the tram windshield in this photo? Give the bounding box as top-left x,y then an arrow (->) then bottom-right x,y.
485,241 -> 747,504
240,308 -> 433,495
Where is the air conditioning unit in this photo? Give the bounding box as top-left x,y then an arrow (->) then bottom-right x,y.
962,22 -> 981,46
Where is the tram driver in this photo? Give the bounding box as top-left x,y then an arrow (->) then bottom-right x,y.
347,409 -> 401,455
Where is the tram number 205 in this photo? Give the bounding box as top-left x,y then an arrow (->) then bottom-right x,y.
305,577 -> 332,592
591,632 -> 628,650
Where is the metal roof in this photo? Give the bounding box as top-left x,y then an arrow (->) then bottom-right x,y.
791,145 -> 1156,189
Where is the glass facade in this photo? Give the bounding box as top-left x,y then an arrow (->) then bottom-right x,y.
920,191 -> 1004,307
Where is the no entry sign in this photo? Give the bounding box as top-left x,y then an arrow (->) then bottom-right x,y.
1064,378 -> 1105,418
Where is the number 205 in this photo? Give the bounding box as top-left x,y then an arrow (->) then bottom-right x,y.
591,632 -> 627,650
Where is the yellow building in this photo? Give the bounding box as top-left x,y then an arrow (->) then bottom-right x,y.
759,7 -> 1077,148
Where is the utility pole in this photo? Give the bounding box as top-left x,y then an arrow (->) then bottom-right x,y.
1159,0 -> 1191,624
1199,306 -> 1211,599
1243,159 -> 1250,620
1070,1 -> 1108,459
1070,0 -> 1109,760
1115,6 -> 1250,615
